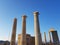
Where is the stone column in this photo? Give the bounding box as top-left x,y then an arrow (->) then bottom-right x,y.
10,18 -> 17,45
33,11 -> 42,45
49,32 -> 52,43
21,15 -> 27,45
44,32 -> 47,44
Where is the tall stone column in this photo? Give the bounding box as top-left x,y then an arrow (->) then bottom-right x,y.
10,18 -> 17,45
21,15 -> 27,45
49,32 -> 52,43
44,32 -> 47,44
33,11 -> 42,45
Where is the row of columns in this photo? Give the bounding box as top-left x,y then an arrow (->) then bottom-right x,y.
10,11 -> 60,45
10,11 -> 42,45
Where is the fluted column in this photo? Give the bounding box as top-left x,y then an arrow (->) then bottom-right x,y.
33,11 -> 42,45
21,15 -> 27,45
10,18 -> 17,45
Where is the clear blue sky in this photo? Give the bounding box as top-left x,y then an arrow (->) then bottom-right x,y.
0,0 -> 60,42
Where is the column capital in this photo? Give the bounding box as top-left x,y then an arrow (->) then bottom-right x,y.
33,11 -> 40,15
22,15 -> 27,18
14,18 -> 17,21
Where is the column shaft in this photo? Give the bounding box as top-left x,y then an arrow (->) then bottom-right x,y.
21,15 -> 27,45
33,12 -> 42,45
49,32 -> 52,43
44,32 -> 47,43
10,18 -> 17,45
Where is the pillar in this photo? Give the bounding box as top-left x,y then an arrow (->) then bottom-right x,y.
21,15 -> 27,45
33,11 -> 42,45
49,32 -> 52,43
44,32 -> 47,44
10,18 -> 17,45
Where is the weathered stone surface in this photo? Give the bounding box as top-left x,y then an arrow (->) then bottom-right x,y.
10,18 -> 17,45
21,15 -> 27,45
33,11 -> 42,45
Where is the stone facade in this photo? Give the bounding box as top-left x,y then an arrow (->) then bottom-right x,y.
18,34 -> 35,45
